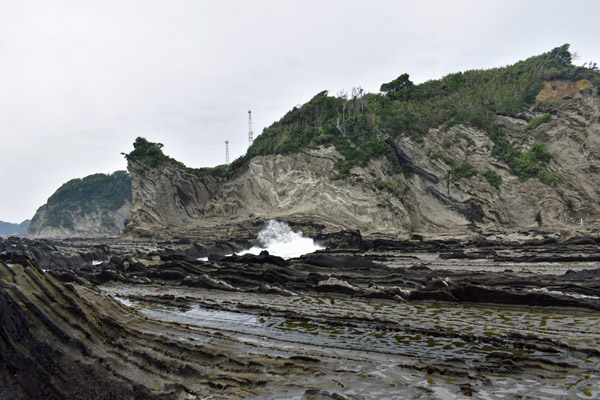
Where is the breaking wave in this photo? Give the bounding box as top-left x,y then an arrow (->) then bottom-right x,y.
240,219 -> 324,259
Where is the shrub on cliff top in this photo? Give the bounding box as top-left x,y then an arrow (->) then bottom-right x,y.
124,137 -> 227,177
126,137 -> 171,168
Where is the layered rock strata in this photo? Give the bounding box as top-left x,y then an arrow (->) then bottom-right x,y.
124,83 -> 600,240
2,236 -> 599,399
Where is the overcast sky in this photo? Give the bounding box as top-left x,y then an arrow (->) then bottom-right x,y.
1,0 -> 599,223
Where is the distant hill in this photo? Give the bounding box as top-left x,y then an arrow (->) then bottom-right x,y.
0,220 -> 30,237
28,171 -> 132,238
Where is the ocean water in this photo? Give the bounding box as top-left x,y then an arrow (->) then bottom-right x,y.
239,219 -> 324,259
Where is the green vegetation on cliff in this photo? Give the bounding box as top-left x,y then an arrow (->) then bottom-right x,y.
229,44 -> 599,184
123,45 -> 598,188
125,137 -> 228,177
449,161 -> 478,182
29,171 -> 132,230
526,113 -> 552,130
483,170 -> 502,190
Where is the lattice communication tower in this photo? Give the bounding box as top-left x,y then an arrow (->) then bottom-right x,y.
225,140 -> 229,165
248,110 -> 254,146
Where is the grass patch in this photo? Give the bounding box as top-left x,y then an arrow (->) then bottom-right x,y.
376,180 -> 399,195
431,151 -> 457,167
449,161 -> 478,182
483,170 -> 502,190
455,132 -> 475,146
526,114 -> 552,130
539,170 -> 558,186
492,140 -> 553,182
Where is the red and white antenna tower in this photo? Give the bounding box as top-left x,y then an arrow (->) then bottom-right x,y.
248,110 -> 254,146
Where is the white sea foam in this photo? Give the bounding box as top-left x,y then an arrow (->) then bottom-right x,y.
239,219 -> 324,259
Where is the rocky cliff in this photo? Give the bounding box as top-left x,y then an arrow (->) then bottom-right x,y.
124,47 -> 600,240
125,144 -> 417,239
28,171 -> 132,239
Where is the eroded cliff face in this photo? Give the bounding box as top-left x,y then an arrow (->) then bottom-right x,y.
27,202 -> 131,239
124,82 -> 600,240
389,82 -> 600,232
125,147 -> 414,240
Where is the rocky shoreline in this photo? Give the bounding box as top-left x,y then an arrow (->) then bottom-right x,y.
1,230 -> 600,399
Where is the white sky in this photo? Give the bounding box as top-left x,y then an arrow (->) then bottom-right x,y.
1,0 -> 599,223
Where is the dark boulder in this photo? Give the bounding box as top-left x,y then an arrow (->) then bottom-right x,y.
212,250 -> 290,267
560,236 -> 598,246
313,230 -> 366,250
93,269 -> 126,284
146,267 -> 187,281
563,268 -> 600,280
301,255 -> 388,270
450,285 -> 600,310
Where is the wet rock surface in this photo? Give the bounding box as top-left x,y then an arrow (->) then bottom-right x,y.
1,232 -> 600,398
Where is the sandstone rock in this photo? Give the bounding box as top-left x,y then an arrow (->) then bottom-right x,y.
316,277 -> 360,295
